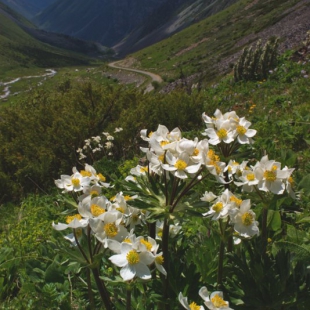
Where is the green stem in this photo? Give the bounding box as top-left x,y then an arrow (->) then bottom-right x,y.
161,218 -> 170,309
92,268 -> 113,310
86,268 -> 95,310
261,207 -> 268,254
73,229 -> 90,264
126,284 -> 132,310
217,239 -> 225,289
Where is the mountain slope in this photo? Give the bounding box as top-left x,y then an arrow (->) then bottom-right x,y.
126,0 -> 310,86
113,0 -> 238,56
0,3 -> 103,78
33,0 -> 238,55
33,0 -> 170,47
0,0 -> 56,19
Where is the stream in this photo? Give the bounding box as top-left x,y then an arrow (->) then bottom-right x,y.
0,69 -> 57,100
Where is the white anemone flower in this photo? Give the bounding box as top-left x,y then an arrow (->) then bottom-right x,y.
234,168 -> 260,192
179,292 -> 205,310
202,198 -> 230,221
199,286 -> 233,310
52,214 -> 88,231
200,191 -> 217,203
230,200 -> 259,238
254,155 -> 290,194
162,151 -> 201,179
78,195 -> 109,218
234,117 -> 257,144
109,242 -> 154,281
55,168 -> 90,193
203,120 -> 235,145
89,211 -> 128,247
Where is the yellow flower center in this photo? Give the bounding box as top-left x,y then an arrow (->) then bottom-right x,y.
160,140 -> 169,147
140,239 -> 152,251
288,176 -> 294,185
246,173 -> 255,181
66,214 -> 82,224
230,196 -> 242,206
124,195 -> 132,201
90,190 -> 99,197
217,128 -> 228,139
126,250 -> 140,265
110,195 -> 116,201
104,223 -> 118,237
157,229 -> 163,238
207,149 -> 220,162
91,204 -> 105,217
97,173 -> 106,182
212,202 -> 223,213
241,212 -> 254,226
174,159 -> 187,170
155,255 -> 164,265
140,166 -> 148,173
236,125 -> 247,135
71,178 -> 80,187
80,170 -> 92,177
123,238 -> 131,243
189,302 -> 201,310
264,170 -> 276,182
210,162 -> 222,175
211,294 -> 228,307
148,131 -> 153,138
157,154 -> 164,163
116,207 -> 125,213
193,148 -> 200,156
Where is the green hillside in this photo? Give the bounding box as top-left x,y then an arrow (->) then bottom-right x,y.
128,0 -> 309,83
0,3 -> 91,80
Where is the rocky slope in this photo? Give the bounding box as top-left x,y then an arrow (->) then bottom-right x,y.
0,0 -> 55,19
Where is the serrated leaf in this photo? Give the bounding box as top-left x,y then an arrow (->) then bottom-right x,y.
274,241 -> 310,263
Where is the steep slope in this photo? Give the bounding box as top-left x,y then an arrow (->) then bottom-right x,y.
33,0 -> 169,47
114,0 -> 238,56
127,0 -> 310,87
0,3 -> 100,78
0,0 -> 56,19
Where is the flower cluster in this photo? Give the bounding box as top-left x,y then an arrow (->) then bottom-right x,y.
179,287 -> 233,310
202,109 -> 257,145
53,163 -> 173,281
76,128 -> 123,162
201,189 -> 259,238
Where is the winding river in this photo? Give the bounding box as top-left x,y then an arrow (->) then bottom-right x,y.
0,69 -> 57,100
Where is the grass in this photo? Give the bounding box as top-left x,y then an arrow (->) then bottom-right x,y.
129,0 -> 305,83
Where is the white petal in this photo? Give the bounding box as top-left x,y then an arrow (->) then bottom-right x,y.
109,254 -> 128,267
120,264 -> 136,281
134,262 -> 151,280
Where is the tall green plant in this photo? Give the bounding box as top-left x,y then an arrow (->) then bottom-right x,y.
234,37 -> 279,82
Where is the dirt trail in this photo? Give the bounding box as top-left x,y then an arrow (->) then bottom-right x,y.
108,60 -> 162,92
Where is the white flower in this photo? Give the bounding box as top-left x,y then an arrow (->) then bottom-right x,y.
201,191 -> 217,202
234,168 -> 260,192
254,155 -> 290,194
199,287 -> 233,310
203,120 -> 235,145
162,151 -> 201,179
109,242 -> 154,281
230,200 -> 259,238
234,117 -> 256,144
114,127 -> 123,133
179,292 -> 205,310
52,214 -> 88,231
55,168 -> 90,193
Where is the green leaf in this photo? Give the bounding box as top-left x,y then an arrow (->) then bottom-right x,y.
274,241 -> 310,263
267,210 -> 282,231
